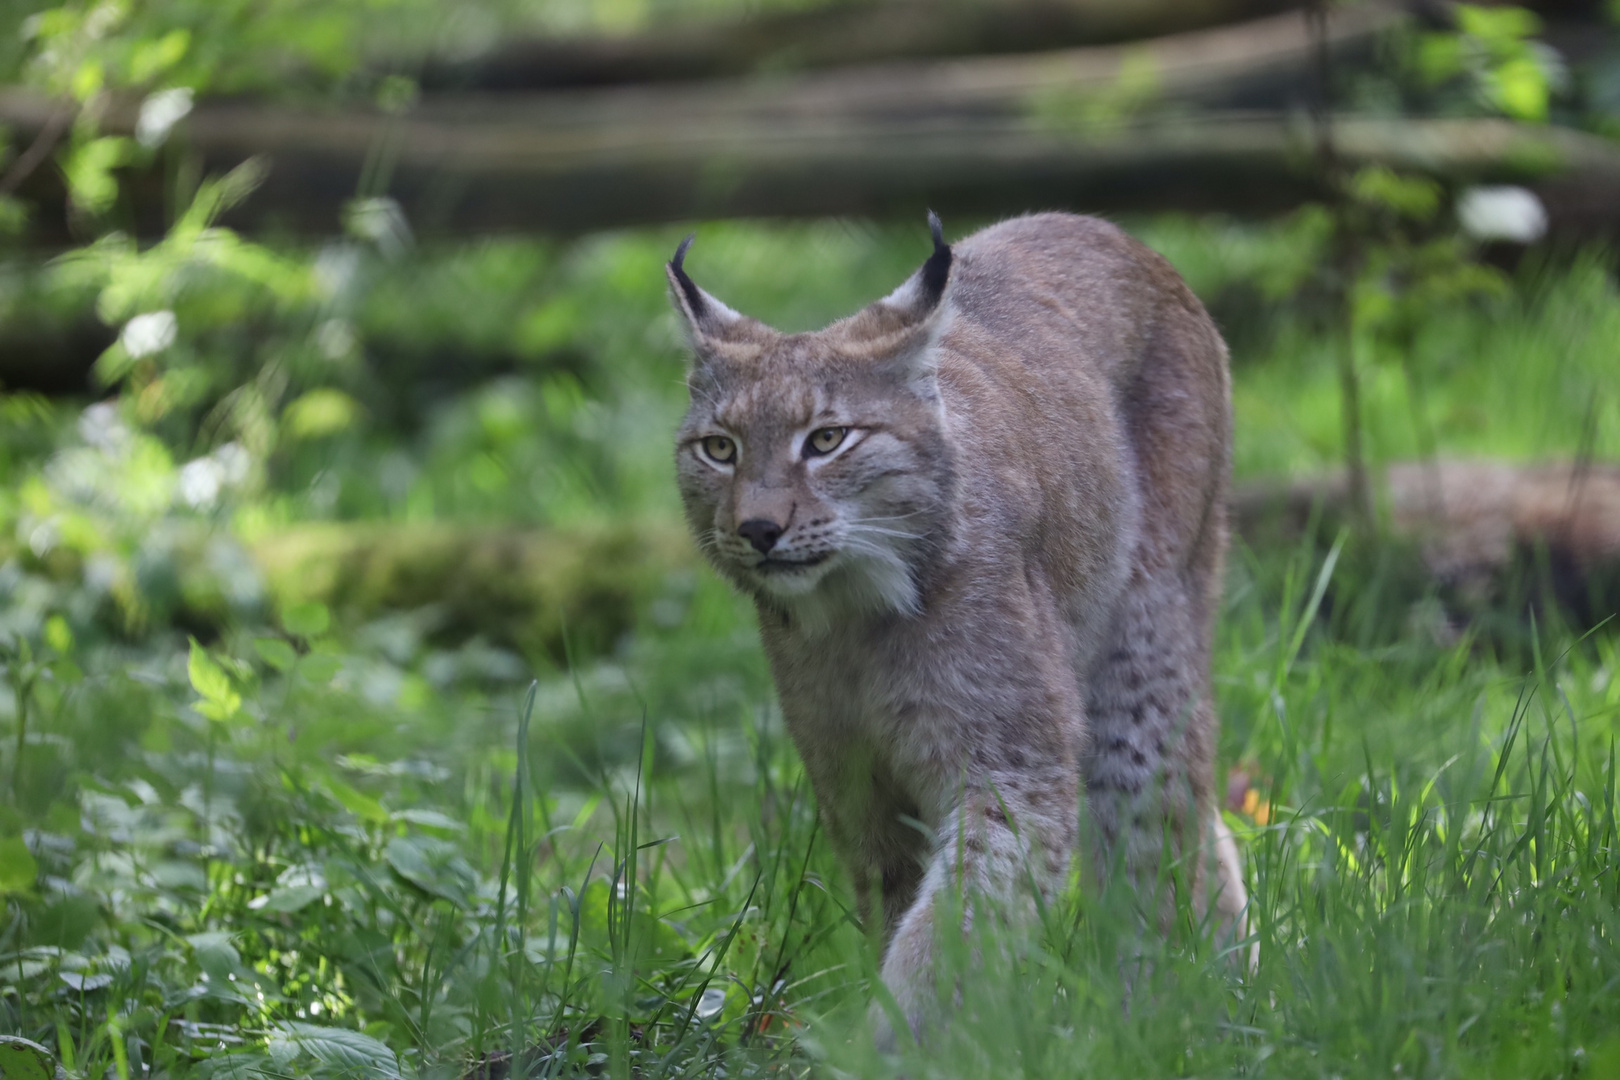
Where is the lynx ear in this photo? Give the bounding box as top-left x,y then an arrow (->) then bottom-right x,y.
879,211 -> 953,325
868,213 -> 953,392
667,234 -> 745,344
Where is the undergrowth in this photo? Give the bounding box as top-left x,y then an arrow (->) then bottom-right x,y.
2,219 -> 1618,1077
2,530 -> 1618,1078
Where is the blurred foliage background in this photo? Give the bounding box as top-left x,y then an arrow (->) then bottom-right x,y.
1,0 -> 1619,1077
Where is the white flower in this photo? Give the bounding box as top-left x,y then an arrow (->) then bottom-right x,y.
28,520 -> 58,558
213,442 -> 252,486
178,457 -> 226,509
177,444 -> 254,509
136,88 -> 194,149
1457,185 -> 1547,244
85,553 -> 122,594
121,311 -> 177,358
314,243 -> 362,300
78,401 -> 129,452
315,318 -> 357,361
343,196 -> 413,258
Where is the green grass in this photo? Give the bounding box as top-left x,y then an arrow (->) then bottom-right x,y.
4,533 -> 1618,1078
3,216 -> 1620,1078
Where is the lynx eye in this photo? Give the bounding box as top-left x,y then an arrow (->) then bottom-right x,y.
805,426 -> 848,457
700,435 -> 736,464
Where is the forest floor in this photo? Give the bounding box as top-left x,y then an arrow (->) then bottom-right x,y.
2,217 -> 1619,1079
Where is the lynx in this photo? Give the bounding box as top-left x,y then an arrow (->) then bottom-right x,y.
667,212 -> 1247,1044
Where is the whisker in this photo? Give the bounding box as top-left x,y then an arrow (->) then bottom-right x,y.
846,525 -> 922,540
845,509 -> 929,525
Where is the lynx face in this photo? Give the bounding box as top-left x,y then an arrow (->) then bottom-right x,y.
674,348 -> 950,617
666,227 -> 956,623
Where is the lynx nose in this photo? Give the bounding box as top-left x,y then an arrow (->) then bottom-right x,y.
737,518 -> 784,554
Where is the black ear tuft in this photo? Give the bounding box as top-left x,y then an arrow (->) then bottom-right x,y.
920,211 -> 952,308
671,233 -> 696,273
669,233 -> 707,316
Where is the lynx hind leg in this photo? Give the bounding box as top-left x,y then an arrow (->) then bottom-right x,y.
1081,573 -> 1223,930
870,771 -> 1078,1049
1208,810 -> 1256,968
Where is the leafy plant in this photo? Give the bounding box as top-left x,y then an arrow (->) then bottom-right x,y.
1411,4 -> 1564,121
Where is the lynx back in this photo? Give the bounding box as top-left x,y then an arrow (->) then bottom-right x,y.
667,212 -> 1246,1045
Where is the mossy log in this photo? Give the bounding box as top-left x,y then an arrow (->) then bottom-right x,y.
238,460 -> 1619,649
244,520 -> 695,659
9,461 -> 1611,652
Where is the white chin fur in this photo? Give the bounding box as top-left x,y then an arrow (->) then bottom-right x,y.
755,549 -> 919,635
753,561 -> 833,599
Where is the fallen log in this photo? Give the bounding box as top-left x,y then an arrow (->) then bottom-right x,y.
412,0 -> 1304,90
407,0 -> 1617,91
8,67 -> 1618,246
3,518 -> 696,662
236,460 -> 1620,646
236,461 -> 1615,644
1234,459 -> 1620,631
104,107 -> 1620,243
32,7 -> 1600,244
7,461 -> 1614,655
245,519 -> 695,659
10,93 -> 1617,243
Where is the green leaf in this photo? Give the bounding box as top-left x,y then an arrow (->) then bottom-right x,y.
59,971 -> 112,992
1489,55 -> 1550,121
0,1036 -> 58,1080
253,637 -> 298,672
0,195 -> 28,237
392,808 -> 466,835
29,892 -> 99,950
196,696 -> 243,723
1415,33 -> 1465,84
1456,3 -> 1540,45
1350,167 -> 1441,221
299,653 -> 343,684
129,29 -> 191,84
69,60 -> 104,102
0,836 -> 39,895
385,835 -> 477,906
575,877 -> 692,968
252,884 -> 324,914
326,780 -> 388,825
43,615 -> 73,654
63,136 -> 133,215
283,389 -> 360,440
188,639 -> 233,702
194,1052 -> 273,1080
282,601 -> 330,638
187,931 -> 242,975
267,1023 -> 401,1079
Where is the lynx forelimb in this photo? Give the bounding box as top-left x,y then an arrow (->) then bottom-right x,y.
667,211 -> 1248,1046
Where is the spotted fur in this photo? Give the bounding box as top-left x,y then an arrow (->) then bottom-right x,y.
668,212 -> 1247,1045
